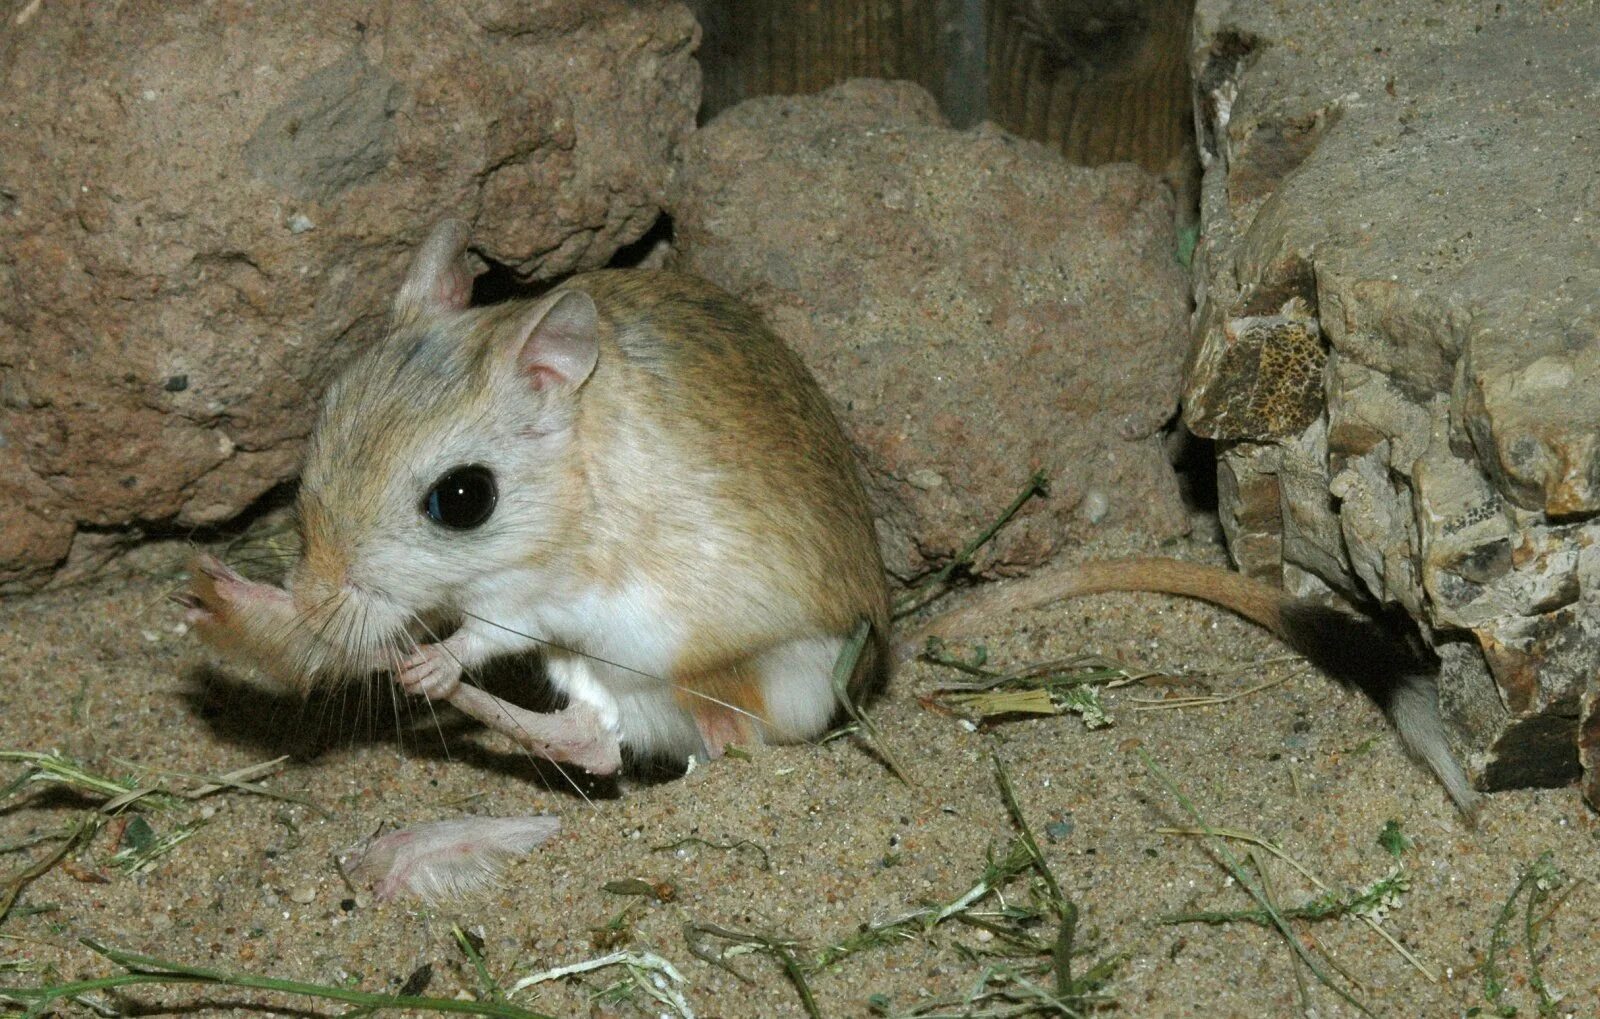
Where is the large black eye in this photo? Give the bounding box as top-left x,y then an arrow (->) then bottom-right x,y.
423,465 -> 497,530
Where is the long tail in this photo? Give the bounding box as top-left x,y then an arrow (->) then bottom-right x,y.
898,557 -> 1287,653
899,557 -> 1480,818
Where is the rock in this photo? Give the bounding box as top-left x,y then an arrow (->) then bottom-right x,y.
1185,297 -> 1325,441
1187,0 -> 1600,795
1216,442 -> 1284,582
0,0 -> 699,590
1583,687 -> 1600,812
671,80 -> 1191,581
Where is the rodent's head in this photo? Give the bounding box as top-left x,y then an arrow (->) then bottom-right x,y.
287,220 -> 601,678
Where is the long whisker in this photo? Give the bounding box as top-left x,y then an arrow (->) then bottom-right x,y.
220,550 -> 302,564
276,588 -> 345,681
455,610 -> 789,736
401,624 -> 451,763
360,600 -> 387,749
287,590 -> 353,744
410,616 -> 596,808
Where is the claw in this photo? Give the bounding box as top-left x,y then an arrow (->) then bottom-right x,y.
395,643 -> 463,701
193,553 -> 240,583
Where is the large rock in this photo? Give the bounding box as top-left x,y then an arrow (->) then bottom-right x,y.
1186,1 -> 1600,799
0,0 -> 699,590
671,80 -> 1191,581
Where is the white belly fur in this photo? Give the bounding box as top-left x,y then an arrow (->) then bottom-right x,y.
469,572 -> 845,760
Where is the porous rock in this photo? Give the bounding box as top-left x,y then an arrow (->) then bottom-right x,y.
0,0 -> 699,590
671,80 -> 1191,580
1187,0 -> 1600,799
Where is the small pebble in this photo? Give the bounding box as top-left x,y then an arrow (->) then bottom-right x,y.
1079,489 -> 1110,524
288,884 -> 317,904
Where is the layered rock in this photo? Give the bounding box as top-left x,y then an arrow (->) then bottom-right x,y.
0,0 -> 699,589
1187,0 -> 1600,800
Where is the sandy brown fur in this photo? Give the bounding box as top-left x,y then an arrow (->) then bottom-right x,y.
548,270 -> 890,703
899,557 -> 1286,655
670,658 -> 768,744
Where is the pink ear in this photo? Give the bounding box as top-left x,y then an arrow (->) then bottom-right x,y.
517,290 -> 599,390
393,219 -> 474,319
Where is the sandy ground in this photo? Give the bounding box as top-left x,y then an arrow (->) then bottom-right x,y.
2,533 -> 1597,1019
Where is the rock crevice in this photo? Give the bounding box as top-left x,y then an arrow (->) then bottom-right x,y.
1186,0 -> 1600,802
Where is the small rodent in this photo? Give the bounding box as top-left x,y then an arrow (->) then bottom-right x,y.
185,219 -> 889,775
900,557 -> 1480,817
185,220 -> 1476,818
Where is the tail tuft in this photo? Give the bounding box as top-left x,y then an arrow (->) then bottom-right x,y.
1278,601 -> 1479,819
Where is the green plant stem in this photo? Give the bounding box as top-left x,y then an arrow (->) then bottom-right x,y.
921,650 -> 1131,691
453,925 -> 503,1003
1139,750 -> 1373,1018
831,619 -> 912,785
894,471 -> 1048,618
0,817 -> 97,926
0,752 -> 146,803
650,837 -> 771,871
990,754 -> 1063,912
773,944 -> 823,1019
1051,901 -> 1079,999
685,925 -> 819,1019
1161,903 -> 1347,926
0,939 -> 555,1019
1523,866 -> 1557,1017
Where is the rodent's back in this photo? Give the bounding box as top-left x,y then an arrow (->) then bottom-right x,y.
563,271 -> 889,688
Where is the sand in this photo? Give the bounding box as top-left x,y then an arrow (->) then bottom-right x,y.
2,534 -> 1597,1018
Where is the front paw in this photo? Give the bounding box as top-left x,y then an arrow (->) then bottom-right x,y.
396,643 -> 463,701
178,554 -> 290,645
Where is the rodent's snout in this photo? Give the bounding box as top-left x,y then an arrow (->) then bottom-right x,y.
282,557 -> 418,679
291,495 -> 355,601
287,556 -> 347,616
